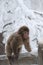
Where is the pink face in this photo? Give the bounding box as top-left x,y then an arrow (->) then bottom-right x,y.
23,31 -> 29,39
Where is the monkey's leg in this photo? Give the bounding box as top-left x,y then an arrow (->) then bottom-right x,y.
7,56 -> 13,65
14,47 -> 21,60
6,44 -> 13,65
14,48 -> 21,65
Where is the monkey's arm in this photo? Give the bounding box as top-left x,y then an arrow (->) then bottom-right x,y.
24,38 -> 31,52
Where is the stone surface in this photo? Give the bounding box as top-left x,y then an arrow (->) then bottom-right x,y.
0,33 -> 5,55
38,40 -> 43,65
0,53 -> 38,65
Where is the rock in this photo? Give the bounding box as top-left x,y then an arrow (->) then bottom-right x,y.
0,53 -> 38,65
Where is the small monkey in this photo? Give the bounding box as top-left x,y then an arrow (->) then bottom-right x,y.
6,26 -> 31,65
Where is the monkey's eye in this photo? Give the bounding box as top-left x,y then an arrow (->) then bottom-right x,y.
23,31 -> 29,35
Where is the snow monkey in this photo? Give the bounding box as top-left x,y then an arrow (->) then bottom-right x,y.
6,26 -> 31,65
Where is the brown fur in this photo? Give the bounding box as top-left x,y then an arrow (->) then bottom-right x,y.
6,26 -> 31,65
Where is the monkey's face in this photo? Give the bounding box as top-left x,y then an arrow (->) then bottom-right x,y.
23,31 -> 29,39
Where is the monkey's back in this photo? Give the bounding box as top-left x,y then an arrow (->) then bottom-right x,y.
6,32 -> 23,56
7,32 -> 23,45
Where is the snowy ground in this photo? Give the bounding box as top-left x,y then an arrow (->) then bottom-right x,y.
0,0 -> 43,56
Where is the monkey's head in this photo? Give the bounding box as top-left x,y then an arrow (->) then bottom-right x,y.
18,26 -> 29,40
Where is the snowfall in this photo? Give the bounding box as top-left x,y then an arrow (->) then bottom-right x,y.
0,0 -> 43,56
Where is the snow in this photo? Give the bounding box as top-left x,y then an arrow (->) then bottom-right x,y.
0,0 -> 43,56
